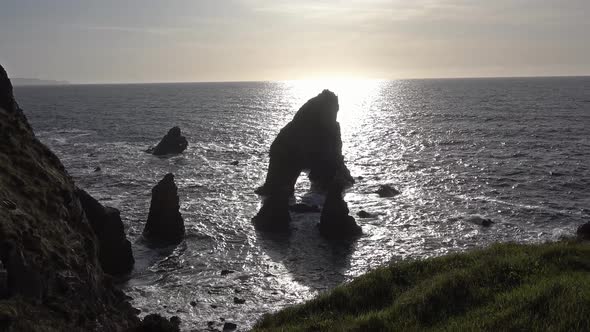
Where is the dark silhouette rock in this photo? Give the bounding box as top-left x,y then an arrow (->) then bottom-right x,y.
257,90 -> 354,196
146,126 -> 188,156
289,203 -> 321,213
319,182 -> 362,239
143,173 -> 185,246
190,301 -> 197,307
94,166 -> 101,172
230,160 -> 239,166
221,269 -> 235,276
376,184 -> 400,197
0,64 -> 139,330
577,223 -> 590,239
132,314 -> 180,332
357,210 -> 375,218
233,297 -> 245,304
76,189 -> 134,275
223,322 -> 238,331
466,215 -> 493,227
252,193 -> 291,232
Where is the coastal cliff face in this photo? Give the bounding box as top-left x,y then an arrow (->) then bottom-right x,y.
0,65 -> 139,331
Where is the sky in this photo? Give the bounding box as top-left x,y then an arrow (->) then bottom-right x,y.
0,0 -> 589,83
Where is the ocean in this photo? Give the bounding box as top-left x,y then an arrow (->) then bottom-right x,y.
14,77 -> 590,331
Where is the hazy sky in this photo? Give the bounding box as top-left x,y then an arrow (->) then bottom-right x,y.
1,0 -> 589,83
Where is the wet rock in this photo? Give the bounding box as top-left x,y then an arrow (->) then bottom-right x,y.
466,215 -> 494,227
577,223 -> 590,239
133,314 -> 180,332
319,181 -> 362,239
376,184 -> 400,197
289,203 -> 321,213
94,166 -> 101,172
77,189 -> 134,275
230,160 -> 239,166
146,126 -> 188,156
257,90 -> 354,195
190,301 -> 197,307
357,210 -> 375,218
143,173 -> 185,246
223,322 -> 238,331
233,297 -> 246,304
252,193 -> 291,232
221,269 -> 235,276
210,304 -> 218,309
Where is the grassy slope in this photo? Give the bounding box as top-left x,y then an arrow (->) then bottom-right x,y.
254,240 -> 590,332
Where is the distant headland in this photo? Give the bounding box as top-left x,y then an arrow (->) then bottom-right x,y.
10,78 -> 69,86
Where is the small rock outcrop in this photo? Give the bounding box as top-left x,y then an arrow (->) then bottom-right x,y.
0,64 -> 139,330
146,126 -> 188,156
256,90 -> 354,196
319,182 -> 362,239
76,189 -> 134,275
357,210 -> 375,218
376,184 -> 400,197
143,173 -> 185,245
577,223 -> 590,239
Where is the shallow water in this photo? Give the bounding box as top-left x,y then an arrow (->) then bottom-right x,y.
15,77 -> 590,331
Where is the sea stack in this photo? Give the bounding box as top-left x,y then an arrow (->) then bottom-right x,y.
252,193 -> 292,232
77,189 -> 135,275
146,126 -> 188,155
256,90 -> 354,196
319,181 -> 362,239
143,173 -> 185,246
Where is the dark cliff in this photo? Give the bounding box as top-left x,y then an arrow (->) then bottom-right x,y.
0,65 -> 139,331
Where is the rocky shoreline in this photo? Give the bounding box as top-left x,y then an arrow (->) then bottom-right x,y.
0,65 -> 179,331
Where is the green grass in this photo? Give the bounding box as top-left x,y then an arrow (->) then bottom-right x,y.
253,240 -> 590,332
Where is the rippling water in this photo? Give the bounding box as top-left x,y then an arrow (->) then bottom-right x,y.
15,77 -> 590,331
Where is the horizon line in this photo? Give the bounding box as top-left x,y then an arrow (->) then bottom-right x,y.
12,73 -> 590,86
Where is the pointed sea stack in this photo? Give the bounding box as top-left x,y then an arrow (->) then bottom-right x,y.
76,189 -> 135,275
319,181 -> 362,239
143,173 -> 185,246
146,126 -> 188,155
256,90 -> 354,196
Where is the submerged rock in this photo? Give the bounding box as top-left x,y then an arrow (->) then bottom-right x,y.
376,184 -> 400,197
252,193 -> 291,232
146,126 -> 188,156
0,64 -> 139,330
319,182 -> 362,239
577,223 -> 590,239
223,322 -> 238,331
143,173 -> 185,246
357,210 -> 375,218
76,189 -> 134,275
257,90 -> 354,195
466,215 -> 494,227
